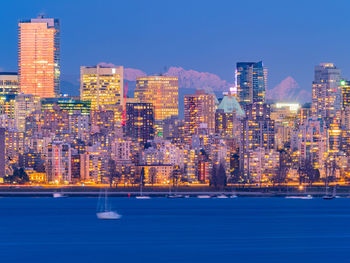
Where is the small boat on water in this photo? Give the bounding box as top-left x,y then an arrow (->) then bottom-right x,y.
323,195 -> 335,200
96,188 -> 121,220
168,194 -> 184,198
285,195 -> 313,199
53,193 -> 65,198
216,194 -> 228,199
53,189 -> 66,198
97,211 -> 121,220
197,195 -> 211,199
136,196 -> 151,199
230,194 -> 238,198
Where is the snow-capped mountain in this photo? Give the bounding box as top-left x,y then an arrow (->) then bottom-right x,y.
122,66 -> 233,96
164,67 -> 232,91
266,76 -> 311,103
124,68 -> 146,81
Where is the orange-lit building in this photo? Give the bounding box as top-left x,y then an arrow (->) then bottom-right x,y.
80,65 -> 124,110
135,76 -> 178,120
184,90 -> 216,138
18,15 -> 60,98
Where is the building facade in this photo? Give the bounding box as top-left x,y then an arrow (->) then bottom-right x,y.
125,103 -> 154,145
18,15 -> 60,98
236,61 -> 266,108
239,103 -> 275,181
80,65 -> 124,110
184,90 -> 216,139
135,76 -> 178,121
312,63 -> 341,126
0,72 -> 19,94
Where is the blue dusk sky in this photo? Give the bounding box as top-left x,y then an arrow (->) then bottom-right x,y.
0,0 -> 350,93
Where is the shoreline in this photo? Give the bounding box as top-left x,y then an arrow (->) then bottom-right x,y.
0,185 -> 347,197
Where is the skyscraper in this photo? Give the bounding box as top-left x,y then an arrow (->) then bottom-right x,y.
125,103 -> 154,145
341,80 -> 350,109
46,141 -> 72,183
239,103 -> 275,181
18,15 -> 60,98
312,63 -> 341,126
80,65 -> 124,110
135,76 -> 178,120
236,61 -> 266,108
184,90 -> 216,138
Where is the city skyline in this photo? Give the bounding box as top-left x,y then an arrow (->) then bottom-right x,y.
2,12 -> 350,187
2,3 -> 350,262
1,0 -> 350,96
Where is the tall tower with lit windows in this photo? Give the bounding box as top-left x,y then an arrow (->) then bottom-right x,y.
18,15 -> 60,98
236,61 -> 266,109
311,63 -> 341,126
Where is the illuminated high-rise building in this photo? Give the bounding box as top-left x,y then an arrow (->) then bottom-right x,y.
184,90 -> 216,139
340,80 -> 350,109
18,15 -> 60,98
46,141 -> 72,183
15,94 -> 41,132
291,118 -> 326,170
270,103 -> 300,149
340,80 -> 350,130
125,103 -> 154,145
312,63 -> 341,126
135,76 -> 178,120
0,94 -> 17,129
41,97 -> 91,116
80,65 -> 123,110
0,73 -> 19,95
239,103 -> 275,181
236,61 -> 266,108
41,104 -> 70,136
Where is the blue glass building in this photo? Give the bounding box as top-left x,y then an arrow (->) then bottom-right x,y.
236,61 -> 266,109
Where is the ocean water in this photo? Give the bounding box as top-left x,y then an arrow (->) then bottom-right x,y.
0,197 -> 349,263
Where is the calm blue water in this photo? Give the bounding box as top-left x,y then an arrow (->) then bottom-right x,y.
0,197 -> 349,262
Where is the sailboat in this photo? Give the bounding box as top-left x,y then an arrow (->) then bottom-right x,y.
216,193 -> 229,198
323,185 -> 337,200
197,194 -> 212,199
136,173 -> 151,199
96,188 -> 121,220
53,188 -> 66,198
